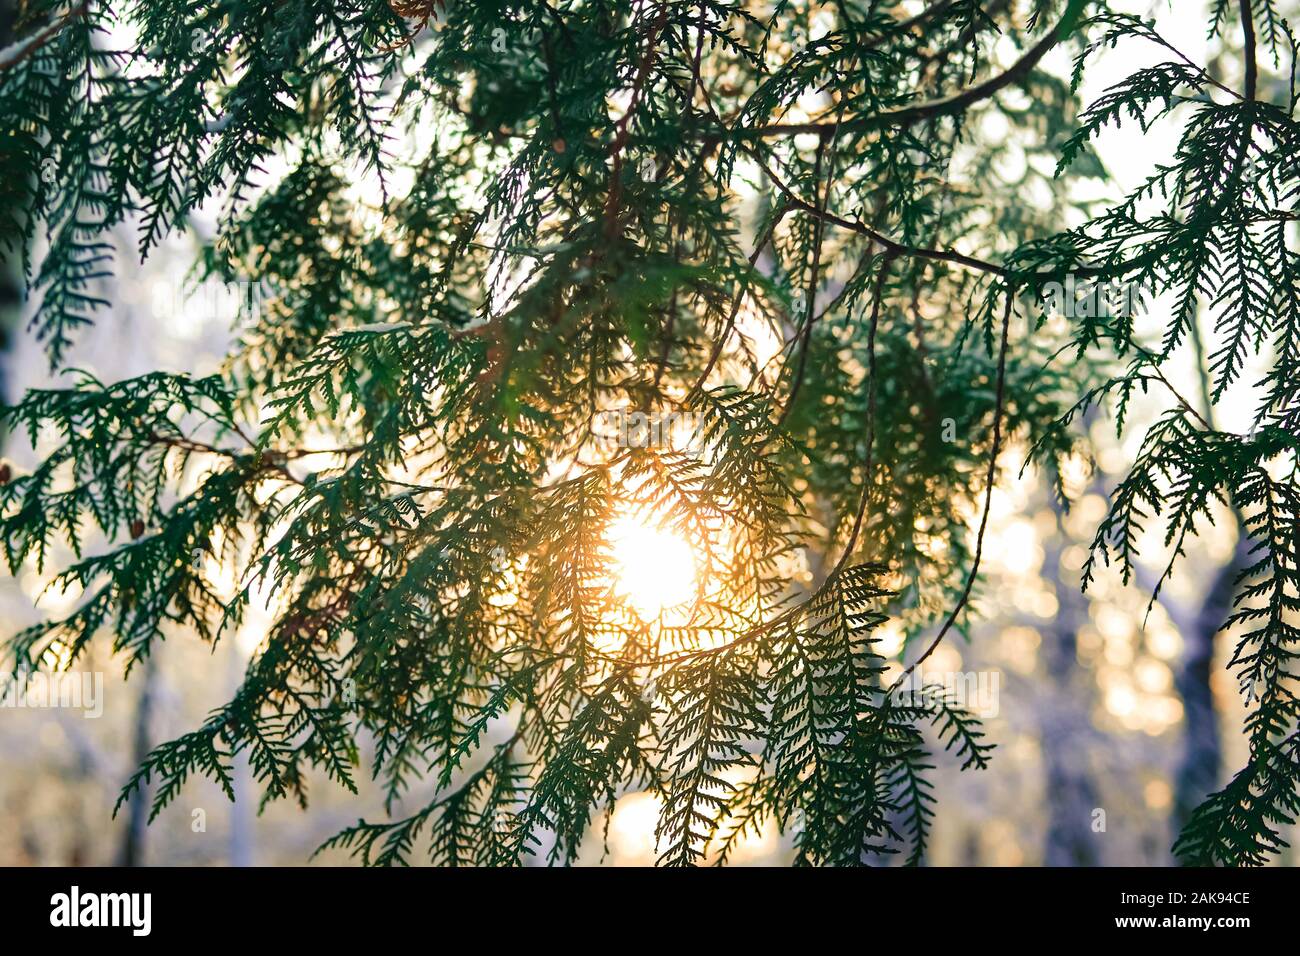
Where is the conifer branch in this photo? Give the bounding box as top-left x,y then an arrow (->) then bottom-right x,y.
3,0 -> 1295,868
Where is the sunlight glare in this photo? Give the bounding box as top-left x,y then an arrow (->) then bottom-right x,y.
608,515 -> 697,622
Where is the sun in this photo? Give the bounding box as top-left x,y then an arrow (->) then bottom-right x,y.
608,513 -> 698,622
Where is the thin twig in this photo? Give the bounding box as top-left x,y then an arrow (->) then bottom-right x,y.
889,289 -> 1014,692
748,147 -> 1007,277
830,250 -> 898,579
737,13 -> 1069,140
777,114 -> 845,427
689,202 -> 790,397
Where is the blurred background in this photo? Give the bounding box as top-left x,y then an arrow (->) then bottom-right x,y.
1,0 -> 1295,866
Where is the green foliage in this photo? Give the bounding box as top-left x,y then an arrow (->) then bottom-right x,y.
0,0 -> 1295,866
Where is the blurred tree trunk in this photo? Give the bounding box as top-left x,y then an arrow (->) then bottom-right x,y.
1040,489 -> 1101,865
228,641 -> 255,865
1167,529 -> 1246,836
230,753 -> 255,865
1165,323 -> 1241,838
1128,506 -> 1241,851
118,654 -> 158,866
0,0 -> 18,405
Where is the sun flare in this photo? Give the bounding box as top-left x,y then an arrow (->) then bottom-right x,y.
608,515 -> 698,622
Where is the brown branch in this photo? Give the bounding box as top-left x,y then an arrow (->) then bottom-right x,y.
0,3 -> 89,73
603,5 -> 671,237
651,10 -> 711,393
747,148 -> 1007,277
674,13 -> 1009,281
736,14 -> 1069,140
